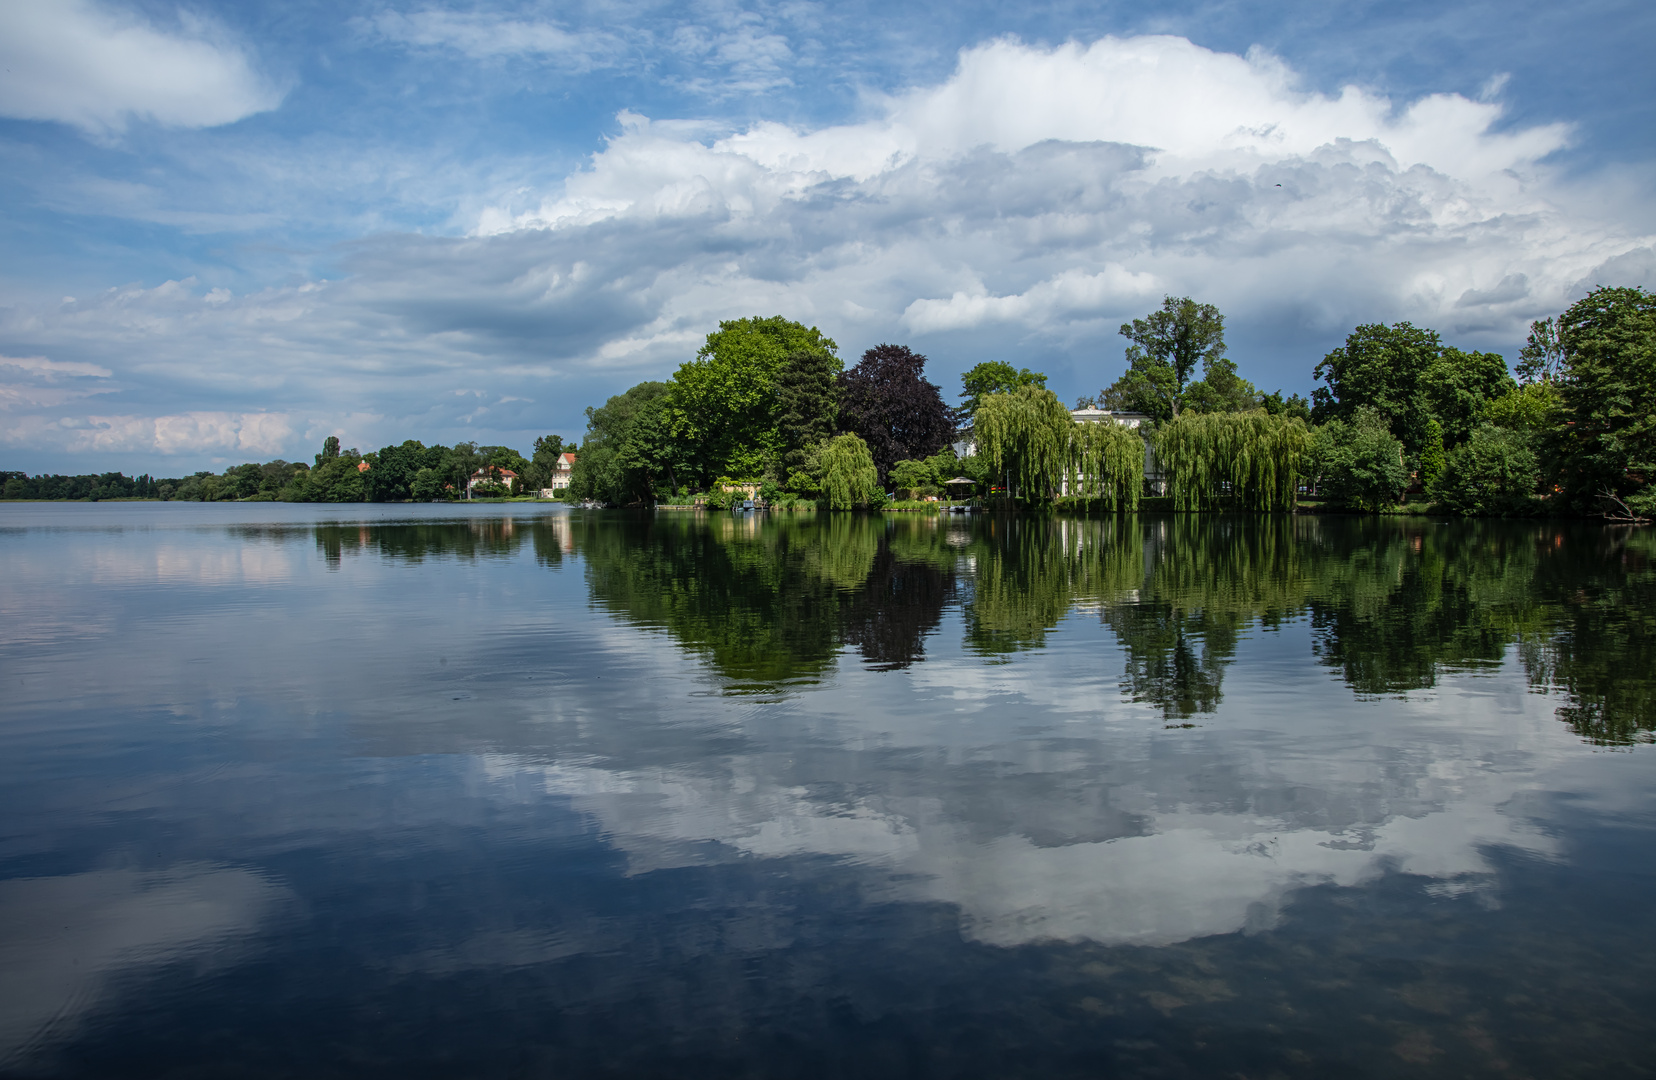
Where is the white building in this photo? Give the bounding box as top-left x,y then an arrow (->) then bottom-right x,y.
538,452 -> 577,498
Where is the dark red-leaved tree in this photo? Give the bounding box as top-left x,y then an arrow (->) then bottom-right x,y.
836,344 -> 954,483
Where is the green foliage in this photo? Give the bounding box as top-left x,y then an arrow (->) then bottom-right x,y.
1097,360 -> 1176,420
1422,347 -> 1515,447
485,445 -> 530,477
1553,285 -> 1656,512
1307,408 -> 1409,511
784,467 -> 820,496
368,440 -> 440,501
958,361 -> 1047,421
774,348 -> 839,473
885,448 -> 962,498
1483,380 -> 1563,432
410,467 -> 444,501
570,381 -> 681,504
887,458 -> 937,496
523,434 -> 566,490
1152,411 -> 1308,512
1181,356 -> 1260,415
568,445 -> 620,503
1312,322 -> 1512,457
1103,296 -> 1228,421
291,442 -> 368,502
1419,418 -> 1447,496
817,433 -> 880,510
974,384 -> 1074,505
1436,425 -> 1540,516
1067,418 -> 1144,511
669,316 -> 838,485
1517,316 -> 1564,384
1260,391 -> 1312,421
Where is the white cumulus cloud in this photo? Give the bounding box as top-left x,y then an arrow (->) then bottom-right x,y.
0,0 -> 283,135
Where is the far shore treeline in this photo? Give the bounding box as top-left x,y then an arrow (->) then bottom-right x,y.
6,286 -> 1653,519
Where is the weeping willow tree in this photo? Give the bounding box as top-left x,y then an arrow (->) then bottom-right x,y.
1153,411 -> 1309,511
974,384 -> 1073,505
1067,419 -> 1145,511
817,432 -> 880,510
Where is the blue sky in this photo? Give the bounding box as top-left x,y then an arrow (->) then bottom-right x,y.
1,0 -> 1652,474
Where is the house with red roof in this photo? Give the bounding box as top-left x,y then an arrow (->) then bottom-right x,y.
539,452 -> 577,497
466,466 -> 518,498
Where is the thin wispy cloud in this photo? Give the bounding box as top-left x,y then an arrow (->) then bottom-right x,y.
360,8 -> 622,67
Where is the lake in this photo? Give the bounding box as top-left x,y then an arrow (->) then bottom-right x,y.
2,502 -> 1654,1078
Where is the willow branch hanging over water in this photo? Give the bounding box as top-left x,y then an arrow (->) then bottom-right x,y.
974,385 -> 1074,504
1067,419 -> 1145,511
1153,412 -> 1310,512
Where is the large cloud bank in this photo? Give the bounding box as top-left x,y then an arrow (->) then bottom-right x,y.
4,35 -> 1652,466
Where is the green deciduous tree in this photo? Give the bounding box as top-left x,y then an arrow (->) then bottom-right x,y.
1517,316 -> 1564,384
1421,347 -> 1515,447
669,316 -> 837,485
1153,412 -> 1309,512
1312,323 -> 1512,458
958,361 -> 1047,423
816,433 -> 880,510
1307,407 -> 1409,512
1552,285 -> 1656,514
1100,296 -> 1228,421
1483,381 -> 1563,433
1067,419 -> 1145,511
570,381 -> 682,504
1436,425 -> 1540,516
774,347 -> 839,474
1180,355 -> 1261,415
974,384 -> 1074,505
529,433 -> 569,493
370,440 -> 438,501
1419,418 -> 1447,496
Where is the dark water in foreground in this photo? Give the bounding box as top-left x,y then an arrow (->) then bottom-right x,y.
3,503 -> 1656,1078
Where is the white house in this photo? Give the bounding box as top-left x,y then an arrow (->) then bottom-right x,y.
538,452 -> 577,498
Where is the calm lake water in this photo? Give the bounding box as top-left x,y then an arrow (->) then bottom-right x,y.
3,503 -> 1655,1078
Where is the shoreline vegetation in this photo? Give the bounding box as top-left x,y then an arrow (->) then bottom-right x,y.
6,288 -> 1652,521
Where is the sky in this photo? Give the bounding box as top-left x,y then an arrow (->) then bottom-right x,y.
1,0 -> 1653,475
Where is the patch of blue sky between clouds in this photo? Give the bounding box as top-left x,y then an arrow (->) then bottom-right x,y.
0,0 -> 1653,474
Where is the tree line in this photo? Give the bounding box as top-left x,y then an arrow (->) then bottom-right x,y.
5,284 -> 1651,516
1,434 -> 573,503
567,284 -> 1654,518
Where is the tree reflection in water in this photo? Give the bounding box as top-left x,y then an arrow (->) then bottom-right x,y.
304,510 -> 1656,743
